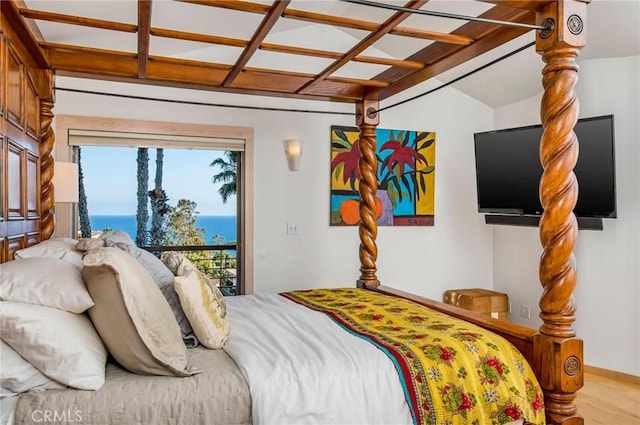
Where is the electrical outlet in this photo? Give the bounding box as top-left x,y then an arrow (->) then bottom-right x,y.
520,305 -> 531,319
287,222 -> 299,235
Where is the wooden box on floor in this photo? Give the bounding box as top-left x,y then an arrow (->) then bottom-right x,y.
443,288 -> 509,321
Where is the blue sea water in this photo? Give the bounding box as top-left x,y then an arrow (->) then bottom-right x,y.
89,215 -> 237,244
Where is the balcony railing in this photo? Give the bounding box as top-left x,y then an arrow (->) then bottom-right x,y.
143,244 -> 238,296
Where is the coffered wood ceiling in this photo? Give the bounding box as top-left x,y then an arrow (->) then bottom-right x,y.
5,0 -> 555,103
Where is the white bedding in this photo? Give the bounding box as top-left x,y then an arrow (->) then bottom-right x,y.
224,293 -> 413,425
0,396 -> 18,425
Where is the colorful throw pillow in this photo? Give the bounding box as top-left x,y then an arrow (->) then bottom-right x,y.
174,269 -> 229,349
13,238 -> 83,268
81,247 -> 199,377
160,251 -> 188,275
0,257 -> 94,314
0,302 -> 107,390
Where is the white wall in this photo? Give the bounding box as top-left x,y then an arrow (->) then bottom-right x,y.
53,56 -> 639,376
493,55 -> 640,376
54,55 -> 639,376
53,77 -> 495,302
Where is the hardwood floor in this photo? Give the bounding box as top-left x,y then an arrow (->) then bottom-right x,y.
576,369 -> 640,424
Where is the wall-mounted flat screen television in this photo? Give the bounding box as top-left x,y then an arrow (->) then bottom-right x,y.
474,115 -> 616,218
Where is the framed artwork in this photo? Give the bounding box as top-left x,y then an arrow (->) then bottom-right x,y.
330,125 -> 436,226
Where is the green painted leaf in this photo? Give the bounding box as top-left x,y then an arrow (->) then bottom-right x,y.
419,137 -> 435,151
399,130 -> 407,145
414,132 -> 428,145
330,210 -> 342,224
332,140 -> 351,150
387,185 -> 398,207
333,162 -> 344,179
335,128 -> 349,142
400,174 -> 412,201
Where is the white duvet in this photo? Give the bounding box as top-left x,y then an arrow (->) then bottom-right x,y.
224,293 -> 414,425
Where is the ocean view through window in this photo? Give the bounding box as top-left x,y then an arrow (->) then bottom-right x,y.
77,144 -> 240,294
89,215 -> 237,245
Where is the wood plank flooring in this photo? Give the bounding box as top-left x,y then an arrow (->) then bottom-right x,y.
576,369 -> 640,424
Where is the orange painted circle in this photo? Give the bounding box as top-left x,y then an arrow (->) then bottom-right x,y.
340,198 -> 384,224
340,200 -> 360,225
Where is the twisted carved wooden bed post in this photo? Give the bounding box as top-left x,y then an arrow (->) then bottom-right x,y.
39,70 -> 55,241
356,100 -> 380,288
534,2 -> 586,424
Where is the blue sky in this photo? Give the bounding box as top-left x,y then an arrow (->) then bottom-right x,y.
80,146 -> 236,216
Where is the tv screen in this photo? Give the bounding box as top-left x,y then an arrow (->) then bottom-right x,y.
474,115 -> 616,218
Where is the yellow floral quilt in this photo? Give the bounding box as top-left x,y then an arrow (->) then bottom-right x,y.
281,288 -> 544,425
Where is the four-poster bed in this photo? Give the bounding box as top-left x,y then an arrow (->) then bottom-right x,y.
1,0 -> 588,423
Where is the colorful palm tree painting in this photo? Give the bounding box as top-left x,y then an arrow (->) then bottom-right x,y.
330,125 -> 436,226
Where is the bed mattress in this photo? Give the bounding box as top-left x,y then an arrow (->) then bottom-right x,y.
13,347 -> 251,425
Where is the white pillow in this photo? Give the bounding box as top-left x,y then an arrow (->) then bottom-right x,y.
0,340 -> 65,394
174,269 -> 229,349
0,258 -> 94,314
0,302 -> 107,390
13,238 -> 83,268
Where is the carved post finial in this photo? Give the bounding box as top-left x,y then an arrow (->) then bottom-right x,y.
534,1 -> 586,423
356,100 -> 380,288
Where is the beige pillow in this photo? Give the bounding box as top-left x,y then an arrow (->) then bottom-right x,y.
174,269 -> 229,349
14,238 -> 83,268
82,248 -> 198,377
0,257 -> 94,313
75,238 -> 105,252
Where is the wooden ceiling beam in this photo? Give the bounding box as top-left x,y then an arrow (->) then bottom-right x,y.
298,0 -> 428,94
176,0 -> 271,14
478,0 -> 554,11
260,42 -> 342,60
18,8 -> 137,33
44,44 -> 363,102
13,0 -> 45,41
282,9 -> 473,45
178,0 -> 472,45
39,41 -> 137,58
222,0 -> 290,87
389,27 -> 473,45
326,76 -> 389,88
137,0 -> 152,78
367,6 -> 535,100
1,0 -> 49,67
150,27 -> 247,48
260,42 -> 423,69
353,55 -> 424,70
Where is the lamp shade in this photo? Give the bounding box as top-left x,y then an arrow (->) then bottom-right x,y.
283,139 -> 302,171
53,162 -> 79,203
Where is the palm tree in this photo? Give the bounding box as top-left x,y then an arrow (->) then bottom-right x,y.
149,148 -> 168,246
136,148 -> 149,246
210,151 -> 238,203
77,147 -> 92,238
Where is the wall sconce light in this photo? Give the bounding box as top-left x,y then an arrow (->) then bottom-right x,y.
52,162 -> 79,203
284,139 -> 302,171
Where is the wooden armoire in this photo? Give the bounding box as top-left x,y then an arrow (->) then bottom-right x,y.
1,6 -> 55,262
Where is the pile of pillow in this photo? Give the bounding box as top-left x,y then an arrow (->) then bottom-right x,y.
0,232 -> 230,398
